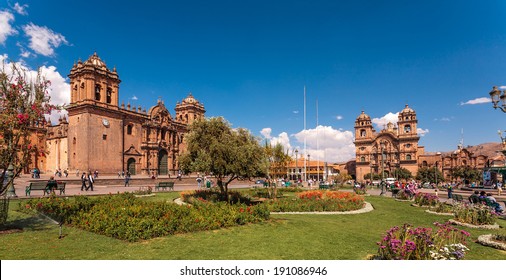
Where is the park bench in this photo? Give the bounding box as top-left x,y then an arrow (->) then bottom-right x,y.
319,184 -> 330,190
154,181 -> 174,191
25,181 -> 65,196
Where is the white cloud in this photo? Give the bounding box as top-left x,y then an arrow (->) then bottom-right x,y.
260,128 -> 292,150
13,3 -> 29,15
293,125 -> 355,162
22,23 -> 68,56
0,11 -> 18,45
131,95 -> 138,100
0,54 -> 70,124
336,115 -> 343,120
417,128 -> 429,136
460,97 -> 491,105
293,110 -> 299,114
372,112 -> 399,129
260,128 -> 272,139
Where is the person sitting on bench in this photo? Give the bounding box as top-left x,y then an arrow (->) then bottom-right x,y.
46,176 -> 58,194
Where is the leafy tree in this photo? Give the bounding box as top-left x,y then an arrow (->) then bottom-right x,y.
364,173 -> 381,180
264,142 -> 291,199
334,172 -> 352,187
416,167 -> 443,184
391,167 -> 412,181
449,166 -> 481,183
0,63 -> 59,196
179,117 -> 268,199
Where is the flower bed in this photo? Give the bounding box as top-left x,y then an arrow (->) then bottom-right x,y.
266,190 -> 364,212
22,193 -> 270,242
477,234 -> 506,251
181,189 -> 252,205
452,203 -> 497,226
395,190 -> 412,201
374,222 -> 470,260
413,192 -> 439,207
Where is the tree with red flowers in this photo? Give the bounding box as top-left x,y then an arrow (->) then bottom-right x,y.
0,62 -> 59,196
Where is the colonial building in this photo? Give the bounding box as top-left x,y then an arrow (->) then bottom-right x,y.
354,105 -> 422,182
42,53 -> 205,175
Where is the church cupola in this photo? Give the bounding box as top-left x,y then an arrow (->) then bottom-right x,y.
354,110 -> 373,140
175,92 -> 206,124
68,52 -> 121,107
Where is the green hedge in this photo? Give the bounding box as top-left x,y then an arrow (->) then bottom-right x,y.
22,193 -> 270,242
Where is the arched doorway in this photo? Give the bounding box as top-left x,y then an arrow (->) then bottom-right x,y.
127,158 -> 136,175
158,150 -> 168,175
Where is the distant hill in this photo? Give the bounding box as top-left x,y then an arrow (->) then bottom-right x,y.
438,142 -> 503,158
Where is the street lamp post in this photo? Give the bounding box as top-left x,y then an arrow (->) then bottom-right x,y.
499,130 -> 506,157
295,149 -> 298,181
489,86 -> 506,113
380,141 -> 386,182
307,154 -> 311,181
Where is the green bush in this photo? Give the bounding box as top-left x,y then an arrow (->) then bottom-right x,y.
266,191 -> 364,212
22,193 -> 269,242
452,203 -> 497,225
413,192 -> 439,207
430,202 -> 454,214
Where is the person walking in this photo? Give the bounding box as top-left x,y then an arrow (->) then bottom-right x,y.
447,184 -> 453,199
81,172 -> 87,191
86,172 -> 94,191
196,175 -> 202,188
124,171 -> 131,187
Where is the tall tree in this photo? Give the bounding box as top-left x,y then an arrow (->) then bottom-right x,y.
179,117 -> 268,198
0,63 -> 58,196
264,142 -> 292,198
416,166 -> 443,184
392,167 -> 412,181
449,166 -> 481,183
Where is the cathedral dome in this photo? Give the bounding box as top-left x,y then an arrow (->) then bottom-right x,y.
356,110 -> 371,121
183,93 -> 198,104
84,52 -> 107,68
401,104 -> 415,114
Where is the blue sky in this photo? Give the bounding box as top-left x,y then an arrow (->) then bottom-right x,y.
1,0 -> 505,162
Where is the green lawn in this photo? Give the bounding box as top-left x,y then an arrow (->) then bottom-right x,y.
1,194 -> 505,260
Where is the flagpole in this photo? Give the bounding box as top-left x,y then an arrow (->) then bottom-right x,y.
316,98 -> 319,183
304,86 -> 307,182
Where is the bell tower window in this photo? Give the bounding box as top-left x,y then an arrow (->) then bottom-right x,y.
360,129 -> 366,137
106,88 -> 112,104
95,84 -> 101,101
404,125 -> 411,133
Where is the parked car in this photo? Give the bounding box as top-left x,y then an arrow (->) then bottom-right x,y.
255,179 -> 265,185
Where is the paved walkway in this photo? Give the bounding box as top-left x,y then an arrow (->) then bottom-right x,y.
8,173 -> 506,205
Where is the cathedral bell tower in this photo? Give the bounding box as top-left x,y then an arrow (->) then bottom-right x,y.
68,52 -> 121,107
175,93 -> 206,125
397,104 -> 418,140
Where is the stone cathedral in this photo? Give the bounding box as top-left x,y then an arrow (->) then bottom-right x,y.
43,53 -> 205,175
354,105 -> 423,181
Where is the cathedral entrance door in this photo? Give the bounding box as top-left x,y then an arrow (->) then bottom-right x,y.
158,150 -> 168,175
127,158 -> 136,175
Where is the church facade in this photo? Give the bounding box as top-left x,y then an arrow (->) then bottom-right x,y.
42,53 -> 205,175
354,105 -> 422,181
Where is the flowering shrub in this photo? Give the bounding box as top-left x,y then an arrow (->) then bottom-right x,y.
452,203 -> 497,225
267,191 -> 364,212
22,193 -> 269,242
431,202 -> 454,214
181,189 -> 252,205
353,187 -> 367,195
414,192 -> 439,207
396,190 -> 412,200
375,222 -> 470,260
134,186 -> 152,195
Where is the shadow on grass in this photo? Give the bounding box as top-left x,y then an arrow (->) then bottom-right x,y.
1,213 -> 54,233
